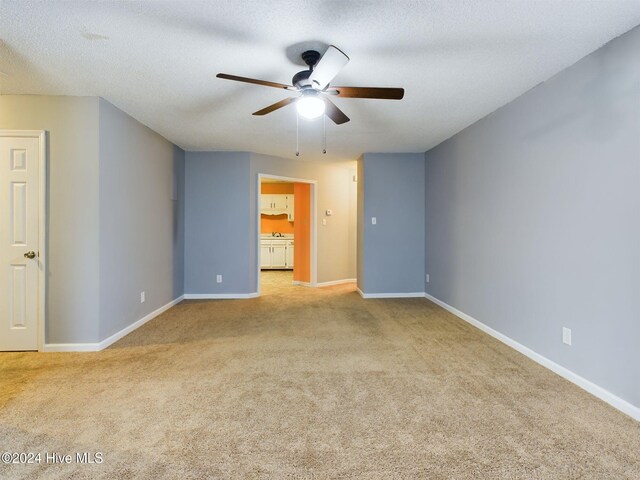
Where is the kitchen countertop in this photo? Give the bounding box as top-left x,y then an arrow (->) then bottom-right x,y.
260,234 -> 293,239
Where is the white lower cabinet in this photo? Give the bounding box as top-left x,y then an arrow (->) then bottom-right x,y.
271,241 -> 287,268
261,238 -> 294,269
286,240 -> 294,268
260,243 -> 271,268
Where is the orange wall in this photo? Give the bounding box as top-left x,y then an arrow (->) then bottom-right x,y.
261,214 -> 294,234
293,183 -> 310,283
260,183 -> 295,234
261,183 -> 294,194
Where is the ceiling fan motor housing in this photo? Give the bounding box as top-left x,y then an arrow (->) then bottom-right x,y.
301,50 -> 321,68
293,50 -> 321,89
292,70 -> 312,89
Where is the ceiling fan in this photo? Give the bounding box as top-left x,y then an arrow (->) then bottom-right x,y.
216,45 -> 404,125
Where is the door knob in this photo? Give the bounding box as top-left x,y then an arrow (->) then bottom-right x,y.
24,251 -> 36,259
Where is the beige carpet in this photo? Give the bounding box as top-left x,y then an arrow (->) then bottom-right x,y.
1,271 -> 638,479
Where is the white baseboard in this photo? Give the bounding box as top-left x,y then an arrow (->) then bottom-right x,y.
41,343 -> 103,352
292,279 -> 356,288
357,288 -> 426,299
316,278 -> 356,287
183,292 -> 259,300
43,295 -> 184,352
424,293 -> 640,422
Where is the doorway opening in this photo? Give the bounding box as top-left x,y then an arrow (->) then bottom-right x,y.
257,174 -> 316,295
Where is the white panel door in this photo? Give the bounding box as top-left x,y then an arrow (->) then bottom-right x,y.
0,136 -> 40,351
271,243 -> 287,268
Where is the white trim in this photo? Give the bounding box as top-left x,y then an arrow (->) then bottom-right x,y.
316,278 -> 357,287
310,181 -> 317,288
424,293 -> 640,422
357,288 -> 426,299
256,173 -> 318,296
183,292 -> 259,300
292,280 -> 312,287
37,131 -> 46,352
98,295 -> 184,349
0,130 -> 47,352
43,295 -> 184,352
41,343 -> 102,353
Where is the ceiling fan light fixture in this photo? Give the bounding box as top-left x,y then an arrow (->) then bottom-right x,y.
296,93 -> 325,120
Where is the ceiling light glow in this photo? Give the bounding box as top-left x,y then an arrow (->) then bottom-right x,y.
296,94 -> 325,119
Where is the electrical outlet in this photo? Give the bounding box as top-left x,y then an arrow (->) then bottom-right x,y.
426,274 -> 430,283
562,327 -> 572,346
371,217 -> 377,225
140,291 -> 145,303
216,274 -> 223,283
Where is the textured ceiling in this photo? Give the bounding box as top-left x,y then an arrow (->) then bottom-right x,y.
2,1 -> 640,162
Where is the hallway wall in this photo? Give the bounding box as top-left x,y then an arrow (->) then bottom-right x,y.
183,151 -> 357,295
0,95 -> 101,343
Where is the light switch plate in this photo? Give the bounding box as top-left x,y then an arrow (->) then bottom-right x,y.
371,217 -> 377,225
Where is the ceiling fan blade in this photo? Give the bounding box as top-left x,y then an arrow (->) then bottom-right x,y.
308,45 -> 349,90
323,97 -> 350,125
216,73 -> 295,91
253,97 -> 297,116
326,86 -> 404,100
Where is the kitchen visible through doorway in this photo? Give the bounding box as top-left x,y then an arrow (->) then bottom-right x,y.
259,178 -> 311,290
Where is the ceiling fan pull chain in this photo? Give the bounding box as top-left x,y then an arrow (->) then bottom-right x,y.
323,115 -> 327,154
296,110 -> 300,156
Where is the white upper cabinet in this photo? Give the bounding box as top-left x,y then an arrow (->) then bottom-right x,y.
286,196 -> 294,221
260,194 -> 272,211
272,194 -> 288,211
261,194 -> 294,220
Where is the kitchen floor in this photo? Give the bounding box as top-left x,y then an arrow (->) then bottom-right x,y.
260,270 -> 295,295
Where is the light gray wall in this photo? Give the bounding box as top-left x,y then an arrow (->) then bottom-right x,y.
184,152 -> 252,294
356,156 -> 365,291
424,26 -> 640,407
98,99 -> 185,339
358,153 -> 425,294
347,165 -> 358,280
173,147 -> 185,299
0,95 -> 101,343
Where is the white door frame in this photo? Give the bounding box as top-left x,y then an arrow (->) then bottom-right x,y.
256,173 -> 317,295
0,130 -> 47,351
